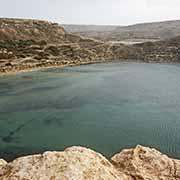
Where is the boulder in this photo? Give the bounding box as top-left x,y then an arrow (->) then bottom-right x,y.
1,145 -> 180,180
111,145 -> 180,180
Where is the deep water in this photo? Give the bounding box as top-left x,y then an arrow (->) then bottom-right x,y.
0,62 -> 180,161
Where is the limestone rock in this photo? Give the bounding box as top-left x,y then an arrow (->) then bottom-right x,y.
0,146 -> 129,180
0,159 -> 7,177
0,159 -> 7,167
1,145 -> 180,180
111,145 -> 180,180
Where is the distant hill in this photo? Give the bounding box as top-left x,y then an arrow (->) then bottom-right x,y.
63,20 -> 180,42
63,24 -> 117,40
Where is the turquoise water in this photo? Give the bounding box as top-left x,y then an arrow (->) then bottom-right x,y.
0,62 -> 180,161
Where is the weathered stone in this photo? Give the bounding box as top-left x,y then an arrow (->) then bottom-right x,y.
112,145 -> 180,180
1,146 -> 180,180
0,159 -> 7,177
0,159 -> 7,167
0,147 -> 129,180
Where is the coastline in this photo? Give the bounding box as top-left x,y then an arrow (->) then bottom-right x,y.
0,61 -> 102,76
0,59 -> 179,77
0,64 -> 68,76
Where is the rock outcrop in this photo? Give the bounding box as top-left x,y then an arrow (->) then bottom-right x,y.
112,145 -> 180,180
0,145 -> 180,180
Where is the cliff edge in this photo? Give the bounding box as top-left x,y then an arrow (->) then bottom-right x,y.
0,145 -> 180,180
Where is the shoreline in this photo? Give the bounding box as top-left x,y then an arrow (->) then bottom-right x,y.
0,61 -> 101,76
0,59 -> 179,77
0,64 -> 68,76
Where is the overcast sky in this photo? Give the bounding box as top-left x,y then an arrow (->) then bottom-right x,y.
0,0 -> 180,25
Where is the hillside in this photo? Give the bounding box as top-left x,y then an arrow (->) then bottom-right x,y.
0,18 -> 180,74
0,18 -> 65,43
62,24 -> 117,41
0,18 -> 121,74
63,20 -> 180,42
133,36 -> 180,62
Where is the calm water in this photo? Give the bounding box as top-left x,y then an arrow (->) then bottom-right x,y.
0,62 -> 180,161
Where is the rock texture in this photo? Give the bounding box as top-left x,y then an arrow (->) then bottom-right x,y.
112,145 -> 180,180
0,145 -> 180,180
0,159 -> 7,168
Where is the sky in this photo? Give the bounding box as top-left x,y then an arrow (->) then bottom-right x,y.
0,0 -> 180,25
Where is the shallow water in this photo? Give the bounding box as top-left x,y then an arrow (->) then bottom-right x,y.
0,62 -> 180,161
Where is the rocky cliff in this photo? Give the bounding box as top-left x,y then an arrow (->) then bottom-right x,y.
0,145 -> 180,180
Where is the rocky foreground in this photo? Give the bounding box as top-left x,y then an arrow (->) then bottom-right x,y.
0,145 -> 180,180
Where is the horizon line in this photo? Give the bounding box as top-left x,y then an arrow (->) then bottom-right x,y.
0,16 -> 180,27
